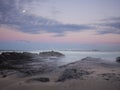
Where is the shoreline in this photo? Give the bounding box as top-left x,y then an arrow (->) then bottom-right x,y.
0,52 -> 120,90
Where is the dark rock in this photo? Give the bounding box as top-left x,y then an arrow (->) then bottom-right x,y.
116,57 -> 120,63
81,57 -> 101,61
39,51 -> 65,57
98,73 -> 120,81
0,52 -> 37,67
32,77 -> 50,82
0,52 -> 35,61
0,71 -> 7,78
0,51 -> 58,76
0,52 -> 38,74
0,56 -> 4,64
2,74 -> 7,78
57,69 -> 91,82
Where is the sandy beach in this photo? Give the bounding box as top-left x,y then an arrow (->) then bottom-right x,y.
0,52 -> 120,90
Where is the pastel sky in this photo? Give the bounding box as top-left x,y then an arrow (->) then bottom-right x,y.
0,0 -> 120,50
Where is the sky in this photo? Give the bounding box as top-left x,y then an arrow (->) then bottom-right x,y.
0,0 -> 120,50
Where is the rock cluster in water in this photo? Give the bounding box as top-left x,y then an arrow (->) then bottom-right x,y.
0,52 -> 35,63
0,51 -> 65,77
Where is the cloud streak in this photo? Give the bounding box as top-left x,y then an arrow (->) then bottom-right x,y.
93,17 -> 120,34
0,0 -> 120,36
0,0 -> 91,36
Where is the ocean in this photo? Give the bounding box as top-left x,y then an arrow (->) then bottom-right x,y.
0,50 -> 120,66
27,50 -> 120,65
57,51 -> 120,65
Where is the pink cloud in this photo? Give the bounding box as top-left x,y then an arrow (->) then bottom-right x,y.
0,27 -> 120,44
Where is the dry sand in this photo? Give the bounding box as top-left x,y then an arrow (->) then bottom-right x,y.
0,57 -> 120,90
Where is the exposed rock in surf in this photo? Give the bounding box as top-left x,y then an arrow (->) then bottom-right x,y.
81,57 -> 101,61
0,52 -> 35,62
0,52 -> 36,70
39,51 -> 65,57
0,51 -> 58,76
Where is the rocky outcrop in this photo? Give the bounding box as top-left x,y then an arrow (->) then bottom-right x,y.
0,51 -> 60,76
81,57 -> 101,61
116,57 -> 120,63
0,52 -> 34,60
0,52 -> 36,66
0,52 -> 37,74
39,51 -> 65,57
57,68 -> 91,82
98,73 -> 120,81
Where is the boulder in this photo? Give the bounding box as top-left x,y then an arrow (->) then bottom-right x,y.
2,74 -> 7,78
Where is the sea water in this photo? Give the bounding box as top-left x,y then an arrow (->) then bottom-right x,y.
31,50 -> 120,65
56,51 -> 120,65
0,50 -> 120,66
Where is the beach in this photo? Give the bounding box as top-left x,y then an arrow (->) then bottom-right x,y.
0,51 -> 120,90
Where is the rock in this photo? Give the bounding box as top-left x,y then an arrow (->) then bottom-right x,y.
116,57 -> 120,63
98,73 -> 120,81
0,56 -> 4,64
2,74 -> 7,78
0,71 -> 7,78
0,52 -> 34,61
81,57 -> 101,61
57,69 -> 91,82
0,52 -> 38,74
0,52 -> 38,66
0,51 -> 57,76
81,57 -> 90,61
31,77 -> 50,82
39,51 -> 65,57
